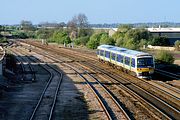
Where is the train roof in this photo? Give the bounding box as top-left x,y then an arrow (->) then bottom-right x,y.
97,45 -> 152,57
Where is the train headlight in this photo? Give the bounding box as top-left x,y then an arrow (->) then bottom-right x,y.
137,68 -> 142,71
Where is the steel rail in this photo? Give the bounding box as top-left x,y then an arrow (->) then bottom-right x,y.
32,48 -> 179,105
82,62 -> 180,120
9,48 -> 63,120
155,69 -> 180,80
10,49 -> 35,81
87,72 -> 131,120
153,81 -> 180,94
27,56 -> 63,120
64,63 -> 113,120
17,41 -> 179,119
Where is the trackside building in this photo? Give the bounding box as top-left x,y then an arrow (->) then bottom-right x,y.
147,27 -> 180,45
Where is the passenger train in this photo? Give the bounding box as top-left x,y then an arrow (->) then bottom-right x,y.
97,45 -> 155,79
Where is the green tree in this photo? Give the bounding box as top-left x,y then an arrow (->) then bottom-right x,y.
36,28 -> 54,39
74,36 -> 90,46
150,36 -> 170,46
115,37 -> 124,47
13,31 -> 28,39
155,51 -> 174,64
0,37 -> 8,43
86,33 -> 101,49
118,24 -> 132,33
123,38 -> 138,50
51,30 -> 71,44
112,31 -> 124,40
174,40 -> 180,50
125,29 -> 150,42
0,25 -> 3,32
99,33 -> 115,45
139,39 -> 148,48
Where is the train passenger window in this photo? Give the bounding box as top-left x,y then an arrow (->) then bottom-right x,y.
131,58 -> 135,67
125,57 -> 130,65
117,54 -> 123,63
111,53 -> 116,60
100,50 -> 104,56
96,50 -> 99,55
105,51 -> 110,58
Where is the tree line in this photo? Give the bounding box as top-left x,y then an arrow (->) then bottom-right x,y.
1,14 -> 180,64
0,13 -> 179,51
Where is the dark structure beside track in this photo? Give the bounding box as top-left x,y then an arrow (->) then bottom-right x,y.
148,27 -> 180,45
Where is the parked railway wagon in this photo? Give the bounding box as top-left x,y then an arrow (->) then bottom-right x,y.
97,45 -> 155,79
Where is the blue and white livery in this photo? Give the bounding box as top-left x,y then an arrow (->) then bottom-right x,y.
97,45 -> 155,78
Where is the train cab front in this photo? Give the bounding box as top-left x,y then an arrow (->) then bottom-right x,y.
136,57 -> 155,79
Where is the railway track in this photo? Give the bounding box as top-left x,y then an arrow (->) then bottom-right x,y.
17,41 -> 180,119
29,62 -> 63,120
78,62 -> 180,120
64,63 -> 131,120
20,48 -> 175,119
8,47 -> 64,120
155,69 -> 180,80
147,80 -> 180,100
7,49 -> 35,81
24,44 -> 179,106
31,50 -> 179,119
22,40 -> 180,81
18,47 -> 131,120
153,81 -> 180,95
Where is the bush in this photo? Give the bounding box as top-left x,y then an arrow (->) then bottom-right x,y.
115,37 -> 124,47
0,37 -> 8,43
174,40 -> 180,50
99,33 -> 115,45
86,33 -> 101,49
51,30 -> 71,44
150,36 -> 170,46
155,51 -> 174,64
74,36 -> 90,46
123,38 -> 138,50
13,31 -> 28,39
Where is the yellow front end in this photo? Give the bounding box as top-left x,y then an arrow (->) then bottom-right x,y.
136,68 -> 154,78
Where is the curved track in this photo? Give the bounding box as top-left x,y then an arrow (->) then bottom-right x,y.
8,49 -> 35,81
8,48 -> 63,120
64,63 -> 131,120
16,41 -> 180,119
16,46 -> 131,120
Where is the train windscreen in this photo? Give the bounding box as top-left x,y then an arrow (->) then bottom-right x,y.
137,58 -> 154,68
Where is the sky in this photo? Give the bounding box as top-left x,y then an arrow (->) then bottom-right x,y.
0,0 -> 179,25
